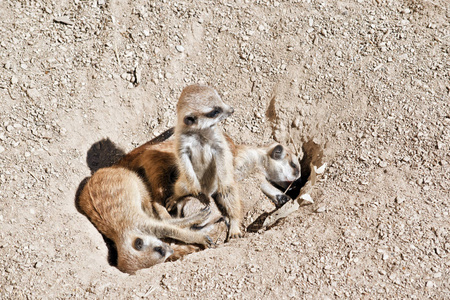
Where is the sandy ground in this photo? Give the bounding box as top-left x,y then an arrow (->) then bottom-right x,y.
0,0 -> 449,298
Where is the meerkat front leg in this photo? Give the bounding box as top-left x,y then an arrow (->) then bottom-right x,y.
260,180 -> 292,208
177,146 -> 202,195
151,221 -> 215,248
166,206 -> 211,228
167,149 -> 202,215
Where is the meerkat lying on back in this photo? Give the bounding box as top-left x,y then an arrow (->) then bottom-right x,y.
78,166 -> 214,274
170,85 -> 242,240
233,141 -> 300,207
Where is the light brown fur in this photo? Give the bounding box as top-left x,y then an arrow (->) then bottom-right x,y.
78,166 -> 214,274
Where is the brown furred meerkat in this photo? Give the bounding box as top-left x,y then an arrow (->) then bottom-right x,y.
78,166 -> 214,274
168,85 -> 242,241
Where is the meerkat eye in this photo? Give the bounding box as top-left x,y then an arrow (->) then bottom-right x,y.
183,115 -> 197,125
205,107 -> 223,118
133,238 -> 144,251
289,161 -> 297,169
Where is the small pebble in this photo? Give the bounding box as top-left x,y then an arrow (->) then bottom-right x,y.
175,45 -> 185,52
316,206 -> 326,213
11,76 -> 18,85
54,16 -> 74,26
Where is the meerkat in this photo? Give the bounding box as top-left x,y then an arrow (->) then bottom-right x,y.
78,166 -> 214,274
232,139 -> 300,207
118,131 -> 301,228
169,84 -> 242,241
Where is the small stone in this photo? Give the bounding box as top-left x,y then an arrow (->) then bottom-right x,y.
6,125 -> 13,132
395,196 -> 405,204
98,0 -> 105,6
398,53 -> 408,60
34,262 -> 43,268
316,206 -> 326,213
26,88 -> 41,101
54,16 -> 74,26
10,76 -> 18,85
134,66 -> 142,84
0,146 -> 4,153
336,50 -> 343,57
379,161 -> 388,168
142,29 -> 150,37
292,116 -> 301,128
426,281 -> 434,288
175,45 -> 185,52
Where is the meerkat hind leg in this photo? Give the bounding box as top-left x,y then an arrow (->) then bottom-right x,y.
213,187 -> 242,241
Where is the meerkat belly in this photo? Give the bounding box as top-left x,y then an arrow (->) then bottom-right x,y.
190,143 -> 218,194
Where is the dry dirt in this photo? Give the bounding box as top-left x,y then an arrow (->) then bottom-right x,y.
1,0 -> 449,299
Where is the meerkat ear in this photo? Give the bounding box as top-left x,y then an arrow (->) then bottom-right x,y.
183,115 -> 197,126
270,144 -> 285,160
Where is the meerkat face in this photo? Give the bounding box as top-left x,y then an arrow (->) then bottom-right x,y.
117,235 -> 174,274
264,144 -> 301,189
177,85 -> 234,130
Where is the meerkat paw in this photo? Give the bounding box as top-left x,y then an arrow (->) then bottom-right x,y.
225,220 -> 243,241
203,235 -> 217,248
166,196 -> 177,212
191,205 -> 212,224
192,232 -> 216,249
274,194 -> 292,208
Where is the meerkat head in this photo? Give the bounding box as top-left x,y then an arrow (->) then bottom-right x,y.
176,84 -> 234,130
116,234 -> 174,274
264,144 -> 301,189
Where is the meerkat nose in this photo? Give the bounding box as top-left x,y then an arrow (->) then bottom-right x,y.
154,246 -> 167,257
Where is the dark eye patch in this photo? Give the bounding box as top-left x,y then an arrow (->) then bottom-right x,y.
183,115 -> 197,125
133,238 -> 144,251
205,107 -> 223,118
289,161 -> 298,169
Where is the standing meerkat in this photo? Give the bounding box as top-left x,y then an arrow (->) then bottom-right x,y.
169,84 -> 242,240
78,166 -> 214,274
